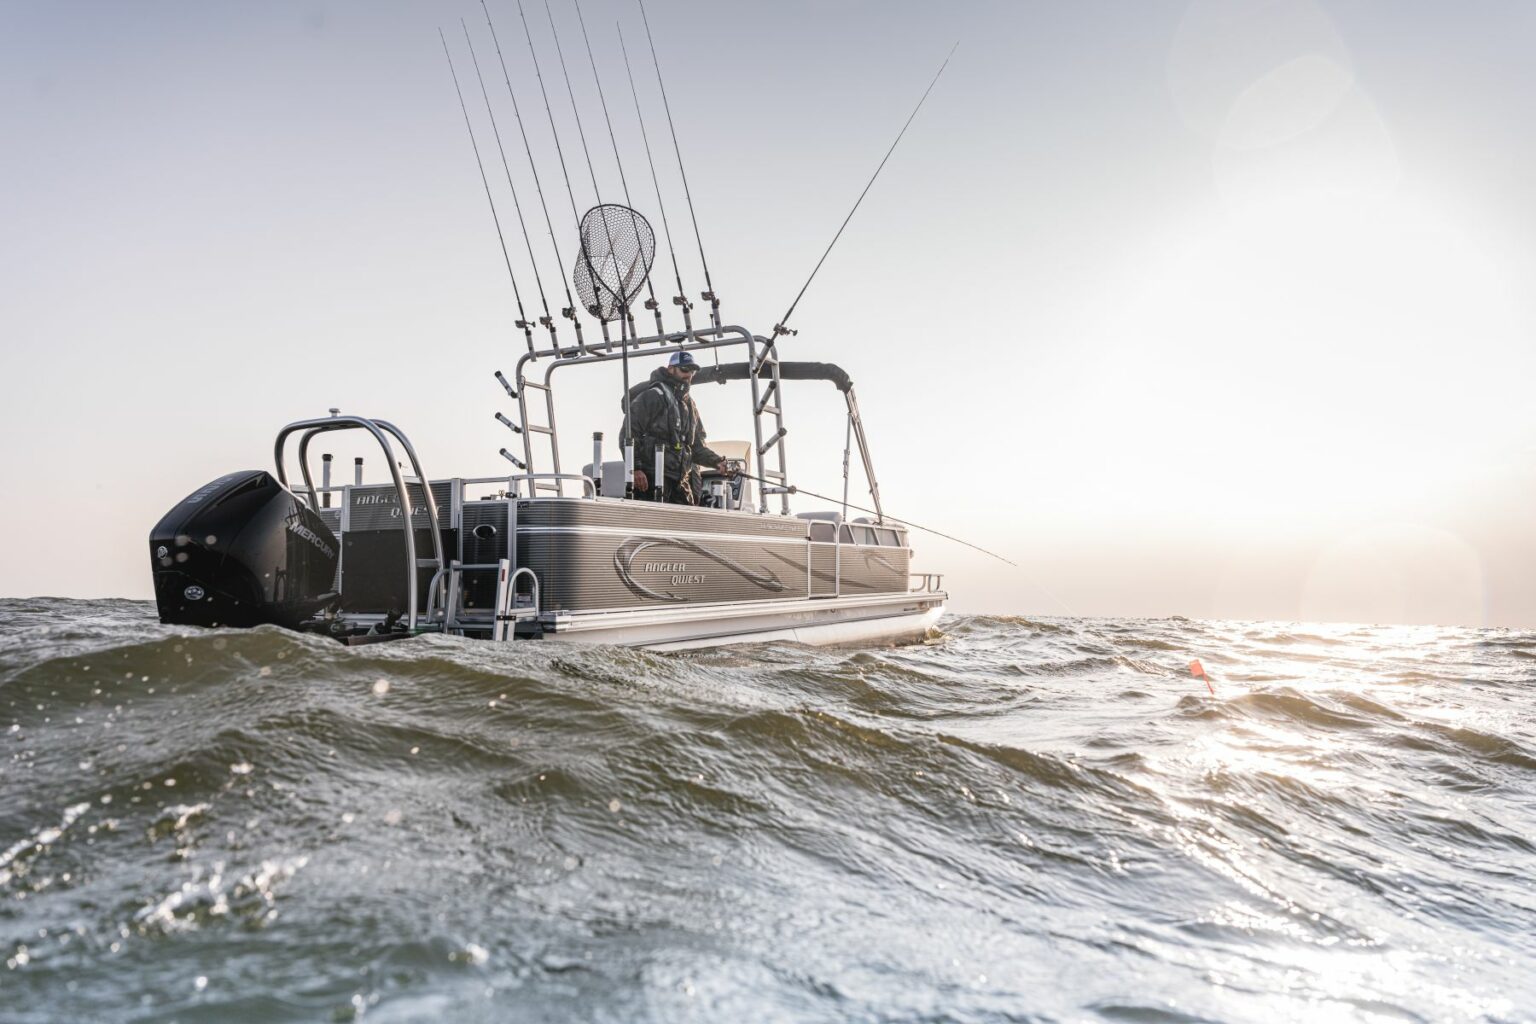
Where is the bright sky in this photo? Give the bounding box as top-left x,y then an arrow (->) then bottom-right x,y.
4,0 -> 1534,627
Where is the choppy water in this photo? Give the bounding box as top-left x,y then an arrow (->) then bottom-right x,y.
2,598 -> 1534,1022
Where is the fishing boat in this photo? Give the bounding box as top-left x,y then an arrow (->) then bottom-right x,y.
146,2 -> 949,650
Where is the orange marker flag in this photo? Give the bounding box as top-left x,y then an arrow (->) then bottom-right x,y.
1189,659 -> 1215,696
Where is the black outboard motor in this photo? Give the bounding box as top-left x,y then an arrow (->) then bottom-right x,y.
150,471 -> 339,629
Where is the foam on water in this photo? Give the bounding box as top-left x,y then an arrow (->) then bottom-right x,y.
1,598 -> 1533,1022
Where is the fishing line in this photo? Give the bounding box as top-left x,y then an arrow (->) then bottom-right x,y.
732,471 -> 1016,568
757,471 -> 1078,615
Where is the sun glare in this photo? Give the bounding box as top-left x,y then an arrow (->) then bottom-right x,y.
1093,190 -> 1522,526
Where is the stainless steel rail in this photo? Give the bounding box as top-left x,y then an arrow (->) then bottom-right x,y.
510,324 -> 779,510
909,572 -> 944,594
492,561 -> 540,641
275,414 -> 447,632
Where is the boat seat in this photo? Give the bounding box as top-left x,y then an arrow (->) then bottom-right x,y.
795,511 -> 843,523
582,461 -> 629,497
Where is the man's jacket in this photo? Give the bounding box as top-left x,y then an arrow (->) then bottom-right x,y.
620,367 -> 724,489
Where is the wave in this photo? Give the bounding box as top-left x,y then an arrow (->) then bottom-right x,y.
3,600 -> 1535,1020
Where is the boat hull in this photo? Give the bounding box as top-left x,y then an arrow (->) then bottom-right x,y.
541,590 -> 946,650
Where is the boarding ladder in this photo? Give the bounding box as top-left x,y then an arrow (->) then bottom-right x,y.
517,378 -> 566,495
752,338 -> 791,514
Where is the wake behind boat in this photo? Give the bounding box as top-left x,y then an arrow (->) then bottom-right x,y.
147,2 -> 949,650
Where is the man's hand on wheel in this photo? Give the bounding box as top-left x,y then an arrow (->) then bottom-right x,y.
633,469 -> 648,491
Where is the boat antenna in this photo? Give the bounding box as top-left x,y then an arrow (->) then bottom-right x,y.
638,0 -> 718,329
481,0 -> 585,355
618,21 -> 693,339
515,0 -> 594,352
770,41 -> 958,347
574,0 -> 664,336
439,28 -> 536,356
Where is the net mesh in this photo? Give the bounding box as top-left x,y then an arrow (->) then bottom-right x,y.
573,204 -> 656,323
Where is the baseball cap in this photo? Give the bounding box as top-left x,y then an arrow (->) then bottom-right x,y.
668,350 -> 700,370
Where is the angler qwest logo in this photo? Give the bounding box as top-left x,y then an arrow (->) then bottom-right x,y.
353,490 -> 431,518
616,538 -> 784,603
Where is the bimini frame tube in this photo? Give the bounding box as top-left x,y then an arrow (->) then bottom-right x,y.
511,324 -> 772,508
516,323 -> 774,503
278,415 -> 446,631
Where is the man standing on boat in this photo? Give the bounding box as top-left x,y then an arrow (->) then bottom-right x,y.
623,350 -> 734,504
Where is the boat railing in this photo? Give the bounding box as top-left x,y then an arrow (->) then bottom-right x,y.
275,413 -> 446,632
498,474 -> 597,499
909,572 -> 944,594
297,474 -> 599,509
425,559 -> 540,639
493,562 -> 539,641
454,474 -> 598,501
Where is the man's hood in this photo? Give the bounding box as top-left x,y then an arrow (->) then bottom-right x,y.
647,366 -> 688,395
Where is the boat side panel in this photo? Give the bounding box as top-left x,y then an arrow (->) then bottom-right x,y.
521,532 -> 810,611
515,499 -> 909,613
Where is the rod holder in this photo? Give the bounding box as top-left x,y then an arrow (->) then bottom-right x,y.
495,411 -> 523,434
592,432 -> 604,497
321,454 -> 333,508
353,457 -> 363,486
624,443 -> 634,499
494,370 -> 517,399
653,445 -> 665,503
499,448 -> 526,470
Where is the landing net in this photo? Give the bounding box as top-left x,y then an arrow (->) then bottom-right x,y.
573,204 -> 656,322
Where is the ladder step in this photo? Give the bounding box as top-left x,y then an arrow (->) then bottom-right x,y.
761,469 -> 785,480
526,425 -> 555,435
757,404 -> 780,417
522,381 -> 550,391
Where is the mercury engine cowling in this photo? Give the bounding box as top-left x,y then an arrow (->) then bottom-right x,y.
150,470 -> 339,629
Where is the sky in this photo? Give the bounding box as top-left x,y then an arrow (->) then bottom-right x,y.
3,0 -> 1535,627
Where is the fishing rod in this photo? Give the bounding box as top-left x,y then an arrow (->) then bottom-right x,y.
544,0 -> 624,352
438,28 -> 535,355
769,41 -> 958,350
515,0 -> 594,353
618,21 -> 693,339
733,470 -> 1016,568
574,0 -> 664,336
637,0 -> 719,329
482,0 -> 585,355
457,21 -> 543,357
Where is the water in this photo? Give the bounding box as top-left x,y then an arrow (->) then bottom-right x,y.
2,598 -> 1533,1022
